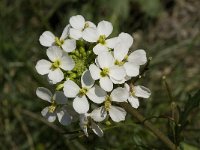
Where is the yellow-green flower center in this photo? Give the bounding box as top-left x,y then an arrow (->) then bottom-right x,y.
79,87 -> 88,96
48,101 -> 57,113
51,60 -> 61,70
100,68 -> 109,77
115,60 -> 124,66
84,22 -> 89,29
98,35 -> 106,45
114,54 -> 129,66
104,96 -> 111,111
55,37 -> 64,46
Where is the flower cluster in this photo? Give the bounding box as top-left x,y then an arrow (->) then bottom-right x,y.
35,15 -> 151,137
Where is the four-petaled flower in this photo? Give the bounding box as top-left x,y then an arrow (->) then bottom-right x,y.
36,87 -> 72,125
90,87 -> 129,122
69,15 -> 96,40
35,46 -> 75,84
89,51 -> 126,92
82,20 -> 118,55
39,25 -> 76,52
63,70 -> 106,114
125,83 -> 151,108
114,47 -> 147,78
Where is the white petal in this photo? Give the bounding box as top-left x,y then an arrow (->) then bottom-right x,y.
82,28 -> 99,42
91,121 -> 103,137
89,64 -> 101,80
86,85 -> 106,104
97,52 -> 114,68
118,32 -> 133,49
90,106 -> 107,122
60,24 -> 70,40
134,86 -> 151,98
54,91 -> 68,104
46,46 -> 62,62
124,62 -> 139,77
85,21 -> 96,28
35,59 -> 51,75
125,75 -> 131,81
109,66 -> 126,80
62,39 -> 76,52
39,31 -> 55,47
81,70 -> 94,88
106,37 -> 118,48
73,95 -> 89,114
97,21 -> 113,37
128,96 -> 139,108
100,76 -> 113,92
41,107 -> 56,122
114,45 -> 129,61
56,108 -> 72,125
63,80 -> 80,98
124,83 -> 130,92
36,87 -> 52,102
128,49 -> 147,65
109,106 -> 126,122
69,28 -> 82,40
60,55 -> 75,71
93,43 -> 108,55
110,76 -> 126,84
48,68 -> 64,84
110,87 -> 129,102
69,15 -> 85,30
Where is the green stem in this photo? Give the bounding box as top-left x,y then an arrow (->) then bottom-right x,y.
119,102 -> 177,150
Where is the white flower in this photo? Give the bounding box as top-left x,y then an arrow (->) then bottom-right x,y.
79,113 -> 103,137
90,87 -> 129,122
35,46 -> 75,84
114,47 -> 147,78
125,83 -> 151,108
39,24 -> 76,52
63,70 -> 106,114
89,51 -> 126,92
36,87 -> 72,125
82,20 -> 118,55
113,33 -> 146,78
69,15 -> 96,40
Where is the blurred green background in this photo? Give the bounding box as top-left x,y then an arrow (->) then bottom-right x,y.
0,0 -> 200,149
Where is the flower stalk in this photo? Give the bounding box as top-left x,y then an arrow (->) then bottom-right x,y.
119,102 -> 177,150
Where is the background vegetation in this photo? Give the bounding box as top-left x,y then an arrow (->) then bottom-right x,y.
0,0 -> 199,149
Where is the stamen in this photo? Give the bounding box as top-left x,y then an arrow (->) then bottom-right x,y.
79,87 -> 88,96
98,35 -> 106,45
115,60 -> 124,66
48,101 -> 56,113
51,60 -> 61,70
84,22 -> 89,29
100,68 -> 109,77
